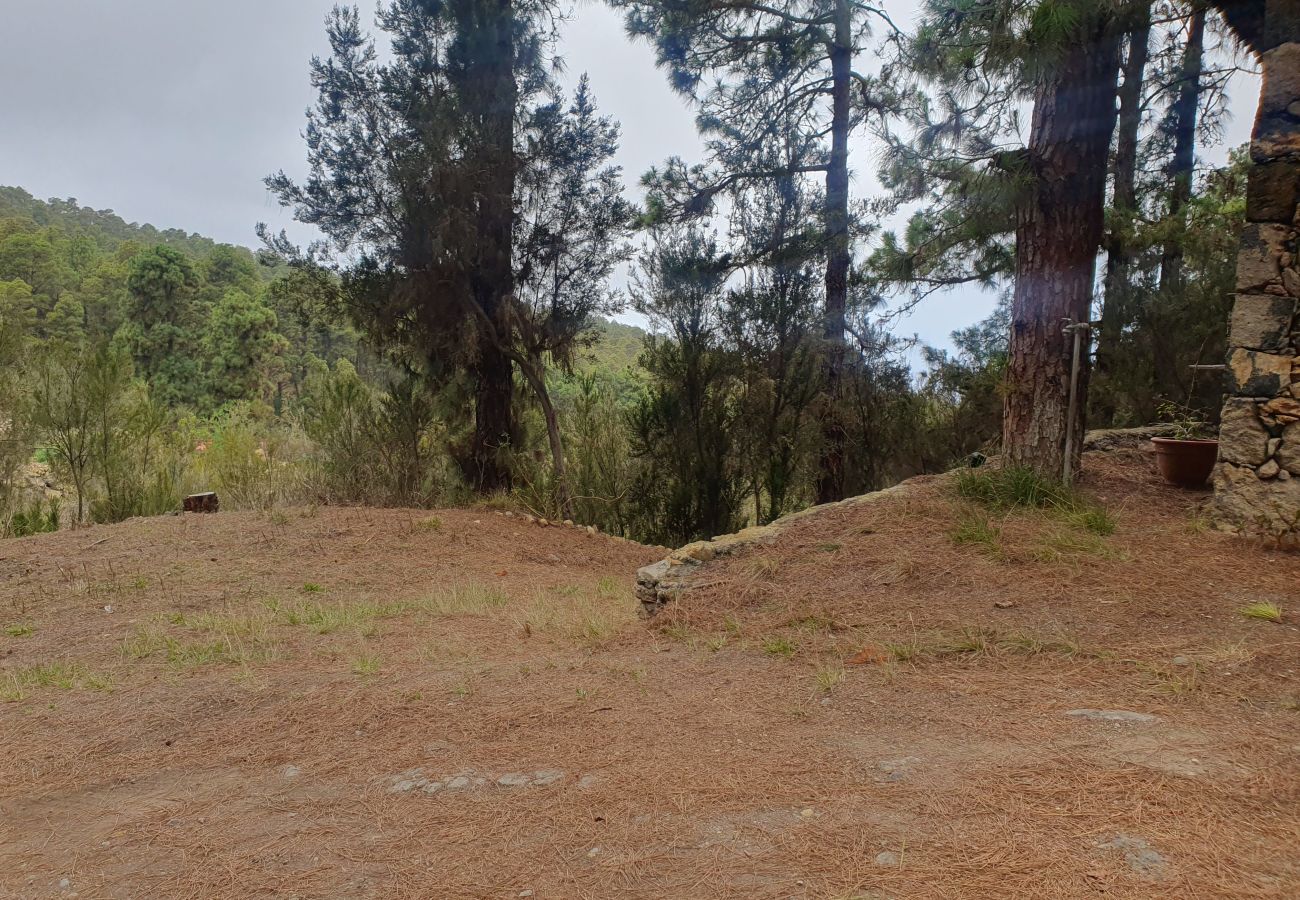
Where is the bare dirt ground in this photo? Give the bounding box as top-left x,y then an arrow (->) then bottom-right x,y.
2,450 -> 1298,899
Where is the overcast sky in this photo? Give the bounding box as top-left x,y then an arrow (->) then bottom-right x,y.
0,1 -> 1259,355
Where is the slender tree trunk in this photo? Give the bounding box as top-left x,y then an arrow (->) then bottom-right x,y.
815,0 -> 852,504
469,0 -> 518,494
518,352 -> 573,520
1095,10 -> 1151,426
1145,9 -> 1205,407
1158,8 -> 1206,297
1003,27 -> 1123,477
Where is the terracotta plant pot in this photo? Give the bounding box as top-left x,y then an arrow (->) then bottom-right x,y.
1151,437 -> 1218,488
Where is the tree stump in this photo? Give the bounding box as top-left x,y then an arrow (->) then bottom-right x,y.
184,492 -> 219,513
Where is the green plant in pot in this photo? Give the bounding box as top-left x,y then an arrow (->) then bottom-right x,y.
1151,401 -> 1218,488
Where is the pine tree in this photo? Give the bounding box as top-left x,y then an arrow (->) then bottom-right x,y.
610,0 -> 898,501
883,0 -> 1139,477
268,3 -> 632,501
266,1 -> 547,492
121,245 -> 202,408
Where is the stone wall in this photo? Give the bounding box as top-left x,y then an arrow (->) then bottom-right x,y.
1211,38 -> 1300,534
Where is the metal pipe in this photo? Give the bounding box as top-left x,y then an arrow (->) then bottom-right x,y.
1062,320 -> 1091,485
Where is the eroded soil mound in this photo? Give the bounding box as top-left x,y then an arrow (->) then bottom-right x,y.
2,455 -> 1298,899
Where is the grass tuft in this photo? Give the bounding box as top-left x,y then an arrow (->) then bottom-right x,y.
1239,601 -> 1283,623
955,466 -> 1115,536
815,660 -> 845,693
351,650 -> 381,676
4,623 -> 34,638
951,507 -> 1003,557
761,635 -> 797,658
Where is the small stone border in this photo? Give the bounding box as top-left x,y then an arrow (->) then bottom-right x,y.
635,427 -> 1170,615
635,481 -> 917,616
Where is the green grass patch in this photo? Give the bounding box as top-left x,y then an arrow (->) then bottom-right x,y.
123,616 -> 282,669
761,635 -> 797,658
2,662 -> 113,702
4,623 -> 34,638
950,507 -> 1003,557
955,466 -> 1114,533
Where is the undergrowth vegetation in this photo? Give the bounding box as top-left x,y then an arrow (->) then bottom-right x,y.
949,466 -> 1118,560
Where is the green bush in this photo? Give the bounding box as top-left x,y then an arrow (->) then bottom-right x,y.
7,499 -> 59,537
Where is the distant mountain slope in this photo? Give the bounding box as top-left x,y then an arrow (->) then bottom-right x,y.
580,317 -> 646,376
0,186 -> 237,261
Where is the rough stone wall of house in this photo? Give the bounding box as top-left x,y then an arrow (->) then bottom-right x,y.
1212,36 -> 1300,533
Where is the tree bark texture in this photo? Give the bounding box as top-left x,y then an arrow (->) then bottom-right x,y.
1003,27 -> 1123,477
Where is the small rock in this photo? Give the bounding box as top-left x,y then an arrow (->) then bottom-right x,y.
497,773 -> 532,788
1280,469 -> 1292,481
874,851 -> 899,867
587,847 -> 602,858
877,756 -> 921,781
519,892 -> 534,898
993,600 -> 1016,610
586,525 -> 598,537
800,807 -> 815,818
282,765 -> 301,779
577,774 -> 601,789
102,605 -> 113,613
445,775 -> 473,791
532,769 -> 564,786
1171,656 -> 1191,667
59,878 -> 71,890
1259,459 -> 1281,479
538,518 -> 550,527
1099,834 -> 1166,877
563,519 -> 574,527
1066,709 -> 1160,724
389,779 -> 419,794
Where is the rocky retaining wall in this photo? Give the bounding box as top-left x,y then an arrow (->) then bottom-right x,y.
636,481 -> 918,615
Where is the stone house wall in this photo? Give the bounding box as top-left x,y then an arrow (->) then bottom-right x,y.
1212,39 -> 1300,533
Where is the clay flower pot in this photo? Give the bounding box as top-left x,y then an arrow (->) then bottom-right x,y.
1151,437 -> 1218,488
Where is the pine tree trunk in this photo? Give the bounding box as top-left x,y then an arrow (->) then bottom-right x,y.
1095,10 -> 1151,426
815,0 -> 852,504
469,0 -> 518,494
1158,8 -> 1206,298
1003,28 -> 1123,477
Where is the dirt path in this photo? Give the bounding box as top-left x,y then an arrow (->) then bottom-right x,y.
2,455 -> 1298,898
